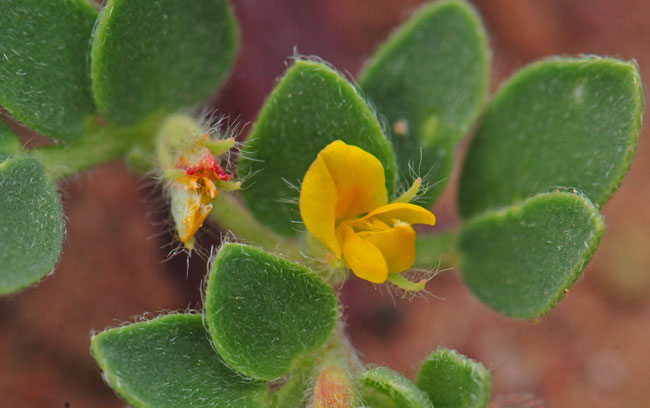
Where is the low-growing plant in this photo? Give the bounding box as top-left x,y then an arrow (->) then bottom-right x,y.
0,0 -> 644,406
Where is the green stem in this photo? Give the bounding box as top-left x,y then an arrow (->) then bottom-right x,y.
30,117 -> 160,181
414,229 -> 461,270
210,193 -> 304,260
210,195 -> 354,285
327,325 -> 364,375
266,325 -> 362,408
265,356 -> 317,408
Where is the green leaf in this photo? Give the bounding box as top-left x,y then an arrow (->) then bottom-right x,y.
204,243 -> 338,381
358,366 -> 433,408
239,59 -> 397,236
459,192 -> 604,318
0,120 -> 23,162
0,0 -> 97,141
91,0 -> 239,125
417,348 -> 492,408
359,0 -> 490,207
414,231 -> 459,269
459,57 -> 644,218
91,314 -> 268,408
0,156 -> 63,295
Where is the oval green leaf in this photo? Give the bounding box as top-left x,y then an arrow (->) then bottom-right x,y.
91,0 -> 239,125
91,314 -> 268,408
0,156 -> 63,295
459,57 -> 644,219
459,192 -> 604,318
204,243 -> 338,381
0,120 -> 23,163
417,348 -> 492,408
0,0 -> 97,141
239,59 -> 397,236
414,231 -> 459,269
358,366 -> 433,408
360,0 -> 490,207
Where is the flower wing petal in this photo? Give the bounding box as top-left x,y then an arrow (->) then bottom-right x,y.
341,224 -> 388,283
358,223 -> 416,274
363,202 -> 436,226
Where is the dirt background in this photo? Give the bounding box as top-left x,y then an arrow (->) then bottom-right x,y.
1,0 -> 649,407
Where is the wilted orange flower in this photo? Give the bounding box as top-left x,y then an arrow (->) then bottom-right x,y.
171,141 -> 234,245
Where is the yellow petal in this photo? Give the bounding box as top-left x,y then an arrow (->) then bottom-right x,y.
358,223 -> 416,273
317,140 -> 388,221
170,184 -> 213,245
365,217 -> 391,231
363,202 -> 436,227
337,216 -> 387,234
341,224 -> 388,283
300,140 -> 389,257
299,151 -> 341,256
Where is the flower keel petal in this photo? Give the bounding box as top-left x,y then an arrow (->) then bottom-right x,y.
341,224 -> 388,283
358,223 -> 416,274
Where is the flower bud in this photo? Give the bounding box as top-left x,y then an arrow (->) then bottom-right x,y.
311,365 -> 354,408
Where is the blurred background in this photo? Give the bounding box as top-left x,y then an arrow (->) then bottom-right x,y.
1,0 -> 649,407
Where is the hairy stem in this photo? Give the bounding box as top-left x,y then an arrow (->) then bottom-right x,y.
210,193 -> 305,260
266,325 -> 362,408
30,117 -> 161,181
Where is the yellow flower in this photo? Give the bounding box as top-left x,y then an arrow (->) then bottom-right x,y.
299,140 -> 435,283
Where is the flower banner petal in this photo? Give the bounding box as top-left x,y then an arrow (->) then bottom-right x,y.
300,153 -> 341,256
319,140 -> 388,221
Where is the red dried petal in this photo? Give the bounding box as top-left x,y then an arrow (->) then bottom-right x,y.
179,150 -> 233,181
